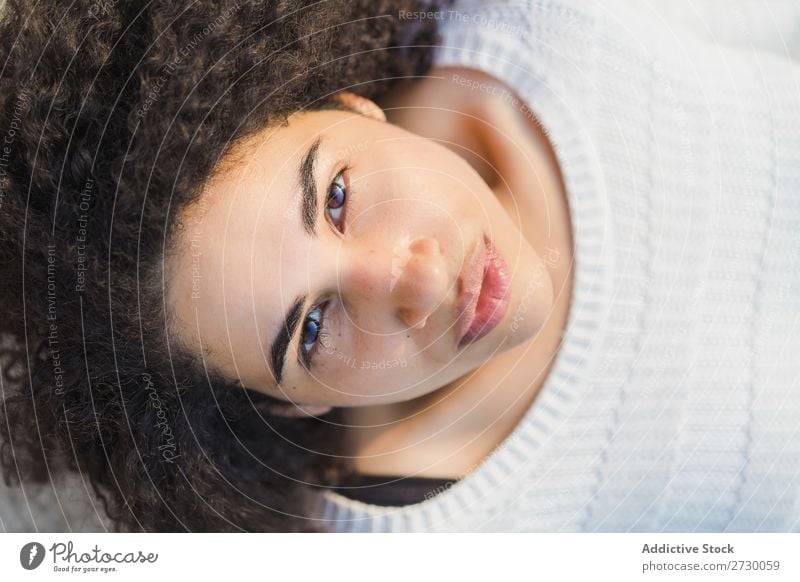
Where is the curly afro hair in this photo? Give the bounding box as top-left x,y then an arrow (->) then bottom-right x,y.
0,0 -> 446,532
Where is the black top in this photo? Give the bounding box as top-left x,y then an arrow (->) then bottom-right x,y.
334,474 -> 459,507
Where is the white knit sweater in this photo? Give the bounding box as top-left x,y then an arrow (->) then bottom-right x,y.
315,0 -> 800,532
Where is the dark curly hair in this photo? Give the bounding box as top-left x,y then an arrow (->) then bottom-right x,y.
0,0 -> 445,532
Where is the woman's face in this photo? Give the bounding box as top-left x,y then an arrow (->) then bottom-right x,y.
168,94 -> 555,410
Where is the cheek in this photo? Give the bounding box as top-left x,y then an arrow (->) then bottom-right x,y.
404,139 -> 492,210
347,195 -> 418,239
348,138 -> 490,241
314,332 -> 427,395
347,186 -> 468,249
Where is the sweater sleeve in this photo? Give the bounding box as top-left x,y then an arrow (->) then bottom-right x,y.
677,0 -> 798,58
598,0 -> 800,62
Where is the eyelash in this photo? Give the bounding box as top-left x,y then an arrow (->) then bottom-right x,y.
299,165 -> 351,367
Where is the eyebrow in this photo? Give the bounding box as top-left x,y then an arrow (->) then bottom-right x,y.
270,295 -> 305,386
299,137 -> 322,236
268,137 -> 322,384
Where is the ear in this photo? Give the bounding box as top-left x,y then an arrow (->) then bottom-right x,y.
330,91 -> 387,122
265,401 -> 333,418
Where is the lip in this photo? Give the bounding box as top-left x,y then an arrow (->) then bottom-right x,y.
455,234 -> 511,348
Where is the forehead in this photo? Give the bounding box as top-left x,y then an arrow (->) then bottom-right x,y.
196,108 -> 355,219
168,112 -> 337,380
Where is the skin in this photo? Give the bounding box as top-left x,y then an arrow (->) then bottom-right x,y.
168,67 -> 573,477
342,68 -> 575,476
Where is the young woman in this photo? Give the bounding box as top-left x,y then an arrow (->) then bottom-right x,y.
1,0 -> 799,532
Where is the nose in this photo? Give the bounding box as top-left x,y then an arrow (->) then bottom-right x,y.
342,236 -> 449,331
392,237 -> 449,329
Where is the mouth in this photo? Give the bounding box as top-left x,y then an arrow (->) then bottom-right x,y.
456,234 -> 511,349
